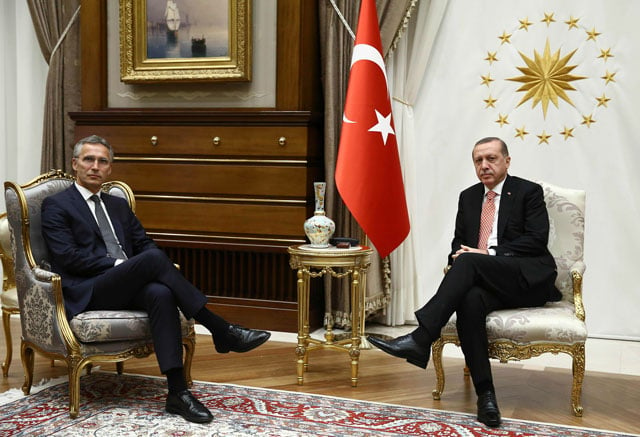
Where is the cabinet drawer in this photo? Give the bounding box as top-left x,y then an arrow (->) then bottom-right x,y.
111,162 -> 320,198
136,199 -> 306,238
76,125 -> 313,158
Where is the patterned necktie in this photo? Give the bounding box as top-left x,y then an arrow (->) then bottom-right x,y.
90,194 -> 127,259
478,190 -> 497,250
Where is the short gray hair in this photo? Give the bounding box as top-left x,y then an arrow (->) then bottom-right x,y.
473,137 -> 509,157
73,135 -> 114,161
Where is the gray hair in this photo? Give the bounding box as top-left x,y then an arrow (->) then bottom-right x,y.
473,137 -> 509,157
73,135 -> 114,161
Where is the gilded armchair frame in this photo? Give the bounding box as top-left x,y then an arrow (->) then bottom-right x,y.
4,170 -> 196,418
0,212 -> 19,376
430,182 -> 587,417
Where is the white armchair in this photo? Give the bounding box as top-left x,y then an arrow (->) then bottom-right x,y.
431,181 -> 587,416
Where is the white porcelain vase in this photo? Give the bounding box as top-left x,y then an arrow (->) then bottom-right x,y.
303,182 -> 335,247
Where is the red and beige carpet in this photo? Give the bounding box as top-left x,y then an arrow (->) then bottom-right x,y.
0,372 -> 633,436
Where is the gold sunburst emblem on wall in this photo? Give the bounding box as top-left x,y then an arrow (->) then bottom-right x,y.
481,12 -> 619,145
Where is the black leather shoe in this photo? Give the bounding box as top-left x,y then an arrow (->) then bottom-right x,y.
166,390 -> 213,423
214,324 -> 271,353
367,334 -> 430,369
477,390 -> 501,427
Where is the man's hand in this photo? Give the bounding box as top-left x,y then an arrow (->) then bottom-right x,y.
452,245 -> 488,261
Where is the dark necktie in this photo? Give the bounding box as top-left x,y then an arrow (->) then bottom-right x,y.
478,190 -> 497,250
90,194 -> 127,259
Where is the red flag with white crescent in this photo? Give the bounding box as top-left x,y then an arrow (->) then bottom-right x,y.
335,0 -> 410,258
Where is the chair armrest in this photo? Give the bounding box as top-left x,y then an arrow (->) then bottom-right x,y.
568,261 -> 586,322
22,266 -> 79,353
33,266 -> 58,281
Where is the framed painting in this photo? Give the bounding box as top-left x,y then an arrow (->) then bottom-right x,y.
119,0 -> 251,83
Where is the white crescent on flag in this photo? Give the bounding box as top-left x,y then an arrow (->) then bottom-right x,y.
342,43 -> 389,124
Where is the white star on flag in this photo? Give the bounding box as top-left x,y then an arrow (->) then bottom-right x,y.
368,109 -> 395,145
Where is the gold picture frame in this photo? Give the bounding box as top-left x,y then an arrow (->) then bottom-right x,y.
119,0 -> 251,83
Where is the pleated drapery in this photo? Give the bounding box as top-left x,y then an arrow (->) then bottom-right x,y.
27,0 -> 81,173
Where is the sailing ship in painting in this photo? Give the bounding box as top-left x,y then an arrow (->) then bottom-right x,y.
164,0 -> 180,42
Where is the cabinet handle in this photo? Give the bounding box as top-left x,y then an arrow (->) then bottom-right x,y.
278,136 -> 287,146
212,136 -> 221,146
150,136 -> 158,146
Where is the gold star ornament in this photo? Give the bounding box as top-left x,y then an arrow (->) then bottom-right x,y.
541,13 -> 556,26
519,17 -> 533,31
484,95 -> 497,108
560,127 -> 575,140
565,16 -> 580,30
537,131 -> 552,144
581,114 -> 596,127
515,127 -> 529,140
498,31 -> 512,45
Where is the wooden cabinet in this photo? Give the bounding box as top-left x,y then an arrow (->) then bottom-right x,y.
72,0 -> 324,332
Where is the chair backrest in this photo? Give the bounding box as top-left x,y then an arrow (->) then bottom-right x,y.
101,180 -> 136,213
0,212 -> 16,293
538,181 -> 586,303
5,171 -> 76,272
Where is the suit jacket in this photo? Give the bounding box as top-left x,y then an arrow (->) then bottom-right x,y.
41,184 -> 157,317
449,175 -> 561,301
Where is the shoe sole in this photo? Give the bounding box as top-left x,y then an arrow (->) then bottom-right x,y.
477,416 -> 501,428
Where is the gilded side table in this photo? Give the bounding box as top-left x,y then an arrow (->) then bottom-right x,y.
287,244 -> 373,387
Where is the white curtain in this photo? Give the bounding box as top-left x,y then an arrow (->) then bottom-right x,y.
388,0 -> 640,340
0,1 -> 46,284
0,0 -> 47,213
386,0 -> 450,325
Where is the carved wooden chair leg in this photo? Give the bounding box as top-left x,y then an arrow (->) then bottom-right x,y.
68,363 -> 83,419
183,338 -> 195,387
431,338 -> 446,400
1,310 -> 12,377
571,344 -> 585,417
21,343 -> 35,395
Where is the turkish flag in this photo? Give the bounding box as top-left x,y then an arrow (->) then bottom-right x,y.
335,0 -> 410,258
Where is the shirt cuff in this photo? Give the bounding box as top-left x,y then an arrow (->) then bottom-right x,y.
487,248 -> 496,256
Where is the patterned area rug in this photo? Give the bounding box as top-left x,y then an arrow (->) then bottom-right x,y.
0,372 -> 633,436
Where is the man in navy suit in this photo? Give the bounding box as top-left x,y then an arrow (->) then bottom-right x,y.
369,137 -> 561,428
41,135 -> 271,423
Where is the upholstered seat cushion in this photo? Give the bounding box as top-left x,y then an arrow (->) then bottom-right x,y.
440,301 -> 587,345
70,310 -> 193,343
1,287 -> 18,309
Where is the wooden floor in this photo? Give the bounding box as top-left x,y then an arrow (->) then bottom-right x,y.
1,318 -> 639,434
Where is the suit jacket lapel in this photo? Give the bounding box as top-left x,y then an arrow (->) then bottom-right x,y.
497,175 -> 515,239
470,183 -> 484,238
69,185 -> 102,238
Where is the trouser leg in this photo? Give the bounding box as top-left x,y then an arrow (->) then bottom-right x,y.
131,282 -> 183,373
414,253 -> 524,340
90,248 -> 208,318
456,286 -> 504,395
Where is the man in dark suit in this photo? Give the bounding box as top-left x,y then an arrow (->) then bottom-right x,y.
41,135 -> 271,424
369,137 -> 561,428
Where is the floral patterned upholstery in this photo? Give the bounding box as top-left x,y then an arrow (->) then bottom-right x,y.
431,181 -> 587,417
3,170 -> 196,419
70,310 -> 192,343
